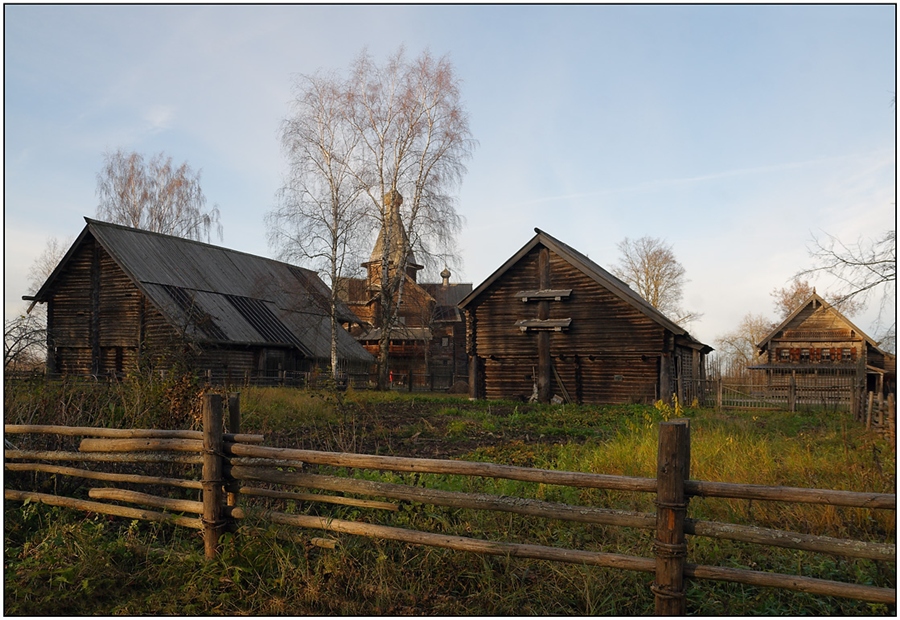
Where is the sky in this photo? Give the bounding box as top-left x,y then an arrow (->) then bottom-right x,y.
4,4 -> 896,351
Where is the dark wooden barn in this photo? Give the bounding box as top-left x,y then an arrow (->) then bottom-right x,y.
458,228 -> 711,405
25,218 -> 373,381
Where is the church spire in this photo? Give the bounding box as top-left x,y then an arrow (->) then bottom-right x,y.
364,190 -> 423,280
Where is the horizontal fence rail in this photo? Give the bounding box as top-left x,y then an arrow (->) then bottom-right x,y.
4,395 -> 896,614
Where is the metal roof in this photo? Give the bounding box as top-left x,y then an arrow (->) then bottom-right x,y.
459,227 -> 712,353
33,219 -> 373,364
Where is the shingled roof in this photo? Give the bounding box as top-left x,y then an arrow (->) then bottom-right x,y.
30,218 -> 373,364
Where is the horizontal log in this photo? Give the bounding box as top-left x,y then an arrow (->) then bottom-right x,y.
685,562 -> 895,605
233,466 -> 893,560
4,449 -> 202,465
231,457 -> 304,469
5,462 -> 202,490
231,466 -> 655,529
238,486 -> 398,511
79,438 -> 203,453
685,519 -> 895,562
89,488 -> 203,514
234,504 -> 892,605
5,423 -> 264,444
235,506 -> 656,573
226,444 -> 657,493
686,480 -> 895,510
4,489 -> 202,529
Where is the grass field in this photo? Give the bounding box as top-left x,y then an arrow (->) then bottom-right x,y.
4,382 -> 896,615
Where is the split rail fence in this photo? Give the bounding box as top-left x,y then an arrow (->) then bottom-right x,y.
5,394 -> 896,615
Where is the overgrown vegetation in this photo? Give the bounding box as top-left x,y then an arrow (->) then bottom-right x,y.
4,381 -> 896,615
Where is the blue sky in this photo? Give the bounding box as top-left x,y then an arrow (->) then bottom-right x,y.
4,4 -> 896,348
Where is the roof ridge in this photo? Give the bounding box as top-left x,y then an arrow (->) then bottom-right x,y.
84,217 -> 319,274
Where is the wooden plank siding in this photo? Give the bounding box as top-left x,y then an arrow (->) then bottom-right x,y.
47,238 -> 95,374
30,219 -> 374,381
461,232 -> 708,405
753,293 -> 895,399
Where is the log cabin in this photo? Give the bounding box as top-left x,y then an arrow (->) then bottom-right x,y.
751,292 -> 896,399
25,218 -> 373,380
459,228 -> 711,404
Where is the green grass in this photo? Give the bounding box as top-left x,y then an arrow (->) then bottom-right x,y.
4,384 -> 896,615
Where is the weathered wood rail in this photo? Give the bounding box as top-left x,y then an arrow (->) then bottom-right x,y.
4,394 -> 896,613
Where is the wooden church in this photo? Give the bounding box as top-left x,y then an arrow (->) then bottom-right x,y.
341,191 -> 471,387
458,228 -> 712,405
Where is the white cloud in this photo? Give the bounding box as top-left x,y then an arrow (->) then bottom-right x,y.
143,105 -> 175,133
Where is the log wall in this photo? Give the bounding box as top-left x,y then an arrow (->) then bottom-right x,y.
43,233 -> 302,379
470,246 -> 669,404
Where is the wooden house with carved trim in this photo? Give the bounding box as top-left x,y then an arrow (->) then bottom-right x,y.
25,218 -> 373,381
751,292 -> 896,399
458,228 -> 711,404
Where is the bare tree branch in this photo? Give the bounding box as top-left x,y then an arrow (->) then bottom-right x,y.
797,229 -> 895,350
611,236 -> 701,327
270,47 -> 475,388
770,278 -> 863,320
96,150 -> 222,242
4,313 -> 47,371
268,70 -> 369,378
712,313 -> 775,377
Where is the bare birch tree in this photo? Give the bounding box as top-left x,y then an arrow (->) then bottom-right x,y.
612,236 -> 700,326
346,48 -> 475,389
271,47 -> 474,389
267,71 -> 368,379
96,149 -> 222,242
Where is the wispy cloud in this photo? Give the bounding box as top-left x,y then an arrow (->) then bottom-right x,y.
143,104 -> 175,133
512,149 -> 895,207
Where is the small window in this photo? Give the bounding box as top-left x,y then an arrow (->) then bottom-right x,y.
821,348 -> 831,362
441,337 -> 449,347
780,349 -> 790,362
842,348 -> 852,362
800,349 -> 810,363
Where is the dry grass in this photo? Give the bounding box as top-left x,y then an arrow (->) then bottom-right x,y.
4,383 -> 895,615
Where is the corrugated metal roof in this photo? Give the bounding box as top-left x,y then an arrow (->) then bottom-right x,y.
35,219 -> 372,364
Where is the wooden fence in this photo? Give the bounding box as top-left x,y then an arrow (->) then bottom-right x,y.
28,368 -> 461,393
691,378 -> 896,437
4,394 -> 896,614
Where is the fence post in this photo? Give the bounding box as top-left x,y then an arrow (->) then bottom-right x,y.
887,394 -> 895,446
788,376 -> 797,413
866,392 -> 874,430
653,419 -> 690,615
202,393 -> 226,559
226,392 -> 241,508
716,379 -> 722,411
